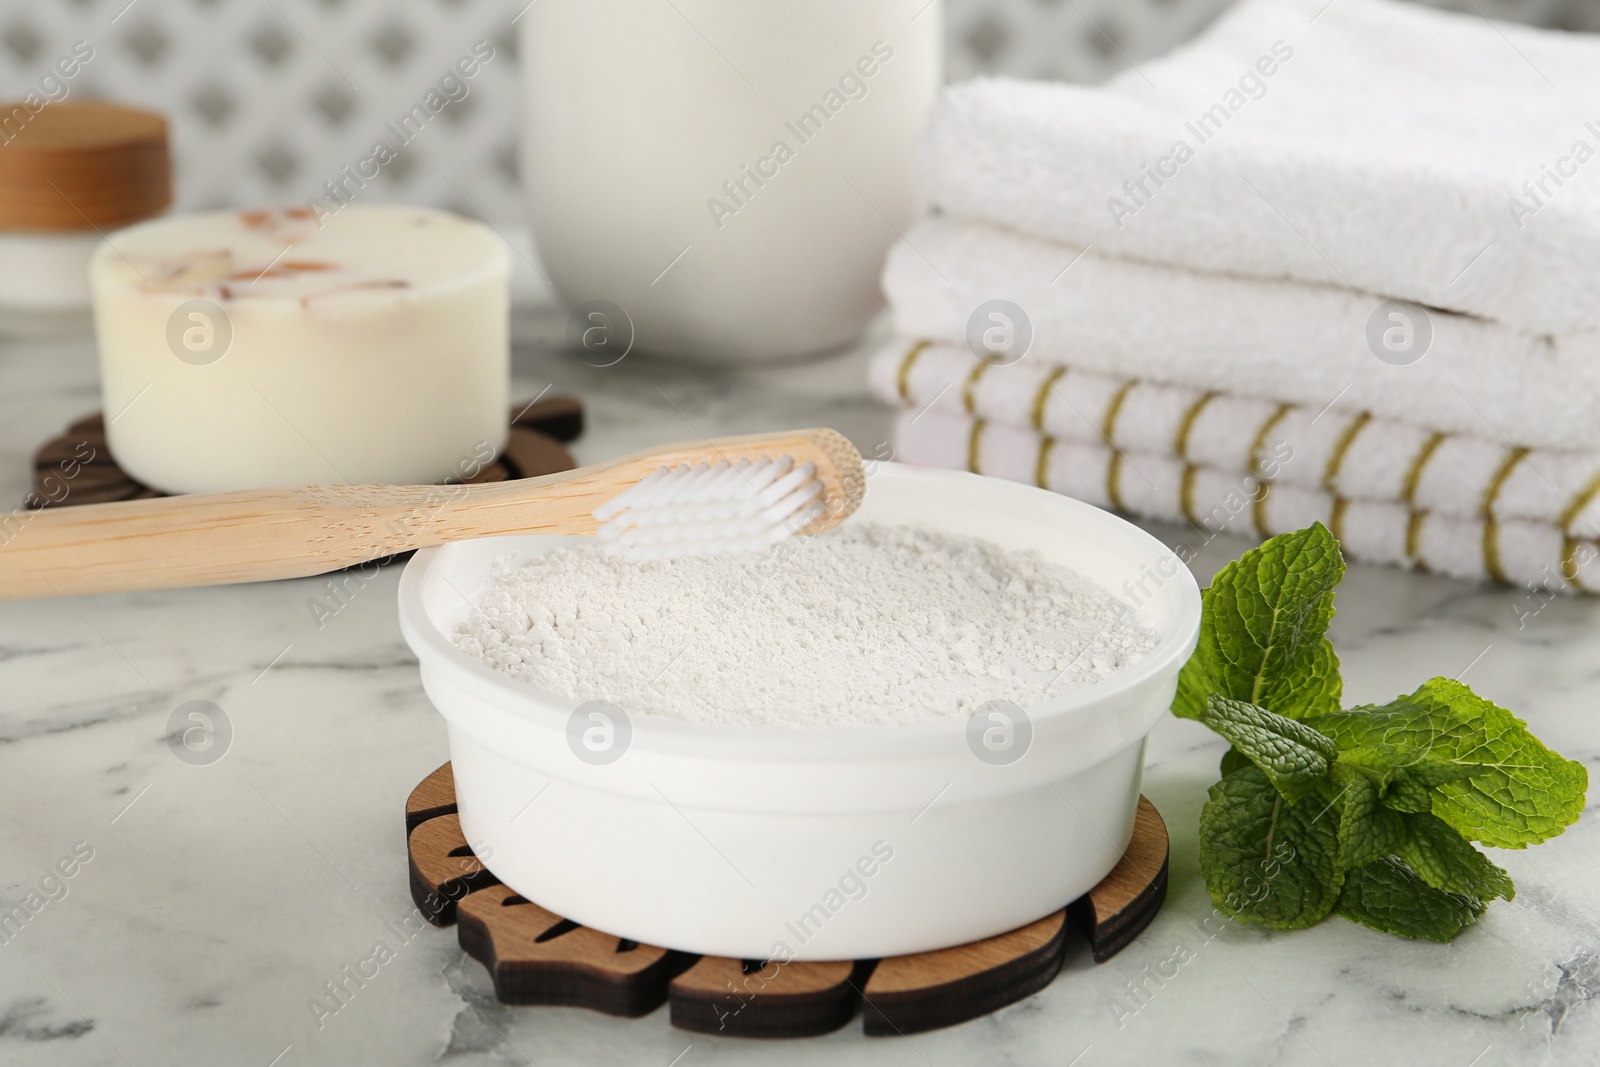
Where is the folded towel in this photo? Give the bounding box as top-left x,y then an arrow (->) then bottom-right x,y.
894,408 -> 1600,593
884,218 -> 1600,450
869,340 -> 1600,537
920,0 -> 1600,336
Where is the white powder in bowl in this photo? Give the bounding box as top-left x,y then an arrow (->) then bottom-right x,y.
452,523 -> 1159,729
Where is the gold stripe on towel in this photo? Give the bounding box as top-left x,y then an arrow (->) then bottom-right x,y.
1251,479 -> 1273,539
1480,449 -> 1528,584
1323,412 -> 1372,493
1241,403 -> 1293,540
1030,367 -> 1068,435
1330,496 -> 1349,543
1035,436 -> 1056,490
1098,380 -> 1138,514
1561,537 -> 1589,592
967,418 -> 985,474
1249,403 -> 1294,477
1483,521 -> 1507,584
1180,464 -> 1200,526
1405,511 -> 1428,568
1107,450 -> 1125,512
962,360 -> 991,415
1031,366 -> 1069,433
1559,470 -> 1600,537
1174,391 -> 1218,461
1401,431 -> 1446,508
1101,380 -> 1138,447
1557,473 -> 1600,591
896,340 -> 930,402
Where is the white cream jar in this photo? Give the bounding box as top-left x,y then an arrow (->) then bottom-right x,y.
90,205 -> 510,494
521,0 -> 942,364
0,99 -> 170,337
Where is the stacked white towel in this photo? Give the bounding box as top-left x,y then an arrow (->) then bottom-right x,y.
884,219 -> 1600,451
922,0 -> 1600,336
876,0 -> 1600,591
871,341 -> 1600,591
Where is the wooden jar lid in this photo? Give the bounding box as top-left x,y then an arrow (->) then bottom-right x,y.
0,100 -> 171,232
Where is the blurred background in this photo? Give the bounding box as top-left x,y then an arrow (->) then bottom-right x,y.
0,0 -> 1592,227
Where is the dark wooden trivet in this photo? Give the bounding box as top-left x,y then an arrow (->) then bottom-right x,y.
405,762 -> 1169,1038
25,395 -> 586,510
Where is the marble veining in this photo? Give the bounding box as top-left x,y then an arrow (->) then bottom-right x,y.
3,313 -> 1600,1065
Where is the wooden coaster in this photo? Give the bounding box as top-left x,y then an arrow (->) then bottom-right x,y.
25,395 -> 584,511
407,813 -> 500,927
404,762 -> 1169,1037
860,909 -> 1067,1037
458,884 -> 691,1016
671,957 -> 874,1038
1069,798 -> 1170,962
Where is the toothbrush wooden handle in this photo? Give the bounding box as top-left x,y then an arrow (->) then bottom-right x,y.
0,428 -> 864,600
0,475 -> 603,600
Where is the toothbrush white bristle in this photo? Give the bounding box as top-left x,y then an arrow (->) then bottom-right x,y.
593,456 -> 827,561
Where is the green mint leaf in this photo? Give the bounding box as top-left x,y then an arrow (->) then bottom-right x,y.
1200,766 -> 1344,928
1306,678 -> 1587,848
1172,524 -> 1344,721
1397,812 -> 1514,903
1220,747 -> 1252,777
1340,748 -> 1483,790
1334,750 -> 1398,788
1200,695 -> 1338,802
1335,857 -> 1487,942
1173,661 -> 1214,721
1338,750 -> 1482,812
1379,772 -> 1435,814
1330,764 -> 1407,868
1398,759 -> 1485,790
1385,762 -> 1485,814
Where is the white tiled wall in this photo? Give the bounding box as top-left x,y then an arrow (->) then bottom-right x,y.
0,0 -> 1591,224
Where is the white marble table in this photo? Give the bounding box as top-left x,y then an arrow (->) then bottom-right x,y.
2,314 -> 1598,1067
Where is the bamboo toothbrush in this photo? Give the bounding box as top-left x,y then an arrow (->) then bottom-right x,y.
0,429 -> 865,600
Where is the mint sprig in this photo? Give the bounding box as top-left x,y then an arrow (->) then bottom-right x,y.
1181,524 -> 1585,942
1199,695 -> 1336,802
1173,520 -> 1343,721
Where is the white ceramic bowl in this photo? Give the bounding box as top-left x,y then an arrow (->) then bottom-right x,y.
398,464 -> 1201,961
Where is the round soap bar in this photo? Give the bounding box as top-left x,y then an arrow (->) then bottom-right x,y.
90,204 -> 511,494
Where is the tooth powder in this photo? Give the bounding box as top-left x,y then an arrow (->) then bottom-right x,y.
456,523 -> 1159,728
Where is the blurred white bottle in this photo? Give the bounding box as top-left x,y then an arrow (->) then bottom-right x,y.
521,0 -> 941,364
